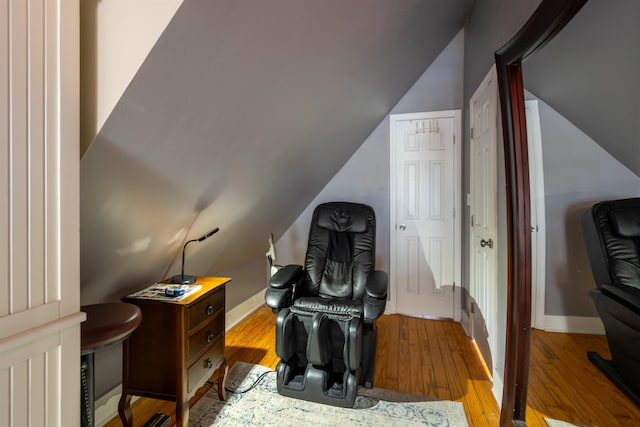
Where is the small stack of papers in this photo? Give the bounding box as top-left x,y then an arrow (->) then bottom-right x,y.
128,283 -> 202,301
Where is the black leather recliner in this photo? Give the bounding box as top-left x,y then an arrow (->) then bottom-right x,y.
582,197 -> 640,406
265,202 -> 388,407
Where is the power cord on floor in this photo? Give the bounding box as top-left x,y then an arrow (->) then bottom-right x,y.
207,369 -> 276,395
226,370 -> 276,394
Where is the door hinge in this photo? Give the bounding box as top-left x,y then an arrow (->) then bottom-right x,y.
471,214 -> 474,226
470,128 -> 474,139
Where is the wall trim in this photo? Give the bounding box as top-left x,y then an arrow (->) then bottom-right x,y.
95,385 -> 138,427
95,288 -> 267,426
492,371 -> 504,410
0,311 -> 85,354
542,315 -> 604,335
226,288 -> 267,331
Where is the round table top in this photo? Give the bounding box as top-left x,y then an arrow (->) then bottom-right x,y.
80,303 -> 142,355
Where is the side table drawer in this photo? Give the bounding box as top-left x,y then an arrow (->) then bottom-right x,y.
188,336 -> 224,393
188,288 -> 224,331
188,311 -> 224,362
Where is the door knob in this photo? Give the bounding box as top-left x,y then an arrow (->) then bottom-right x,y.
399,224 -> 406,230
480,238 -> 494,248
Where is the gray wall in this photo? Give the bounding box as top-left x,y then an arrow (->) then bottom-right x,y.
81,0 -> 470,309
81,0 -> 471,399
520,0 -> 640,317
534,97 -> 640,316
524,0 -> 640,177
274,31 -> 465,269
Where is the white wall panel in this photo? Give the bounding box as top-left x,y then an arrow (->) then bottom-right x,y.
1,332 -> 62,427
1,0 -> 78,333
1,0 -> 81,425
1,0 -> 10,316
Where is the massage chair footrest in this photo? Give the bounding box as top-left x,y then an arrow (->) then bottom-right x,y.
276,363 -> 359,408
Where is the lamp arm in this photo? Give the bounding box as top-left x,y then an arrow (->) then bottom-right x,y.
180,238 -> 199,283
173,227 -> 220,284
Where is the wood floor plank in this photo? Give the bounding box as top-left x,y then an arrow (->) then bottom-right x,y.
445,319 -> 499,426
407,317 -> 425,396
372,314 -> 389,389
424,318 -> 453,401
382,314 -> 400,390
416,316 -> 437,398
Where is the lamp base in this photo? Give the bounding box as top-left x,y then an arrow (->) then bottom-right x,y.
170,275 -> 196,284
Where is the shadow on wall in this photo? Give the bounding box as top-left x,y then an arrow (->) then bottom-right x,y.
463,290 -> 494,376
80,137 -> 199,304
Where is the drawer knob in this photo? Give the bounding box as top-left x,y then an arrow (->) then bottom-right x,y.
206,304 -> 214,316
206,331 -> 214,343
206,358 -> 213,369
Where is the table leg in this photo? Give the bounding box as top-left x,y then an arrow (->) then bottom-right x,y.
176,396 -> 189,427
118,393 -> 132,427
217,360 -> 228,401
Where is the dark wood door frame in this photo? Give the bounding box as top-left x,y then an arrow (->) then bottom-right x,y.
494,0 -> 588,424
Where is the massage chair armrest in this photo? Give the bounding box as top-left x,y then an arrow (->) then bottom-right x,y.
363,270 -> 388,322
270,265 -> 304,288
265,265 -> 304,311
600,283 -> 640,312
365,271 -> 388,299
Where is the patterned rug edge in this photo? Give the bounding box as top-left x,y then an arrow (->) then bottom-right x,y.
189,361 -> 469,426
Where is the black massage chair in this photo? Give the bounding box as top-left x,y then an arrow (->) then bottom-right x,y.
582,197 -> 640,407
265,202 -> 388,407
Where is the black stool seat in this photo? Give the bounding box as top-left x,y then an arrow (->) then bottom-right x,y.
80,303 -> 142,427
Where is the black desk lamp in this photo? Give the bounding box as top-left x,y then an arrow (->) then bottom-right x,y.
171,227 -> 220,284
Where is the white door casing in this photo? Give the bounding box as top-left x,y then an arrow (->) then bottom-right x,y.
525,100 -> 546,329
389,111 -> 462,320
469,67 -> 499,375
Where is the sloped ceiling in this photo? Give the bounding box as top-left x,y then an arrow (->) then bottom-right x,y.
80,0 -> 472,303
523,0 -> 640,176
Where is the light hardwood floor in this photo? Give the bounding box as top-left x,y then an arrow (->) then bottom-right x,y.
104,306 -> 640,426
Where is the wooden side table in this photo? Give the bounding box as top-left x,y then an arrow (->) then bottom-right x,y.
119,277 -> 230,427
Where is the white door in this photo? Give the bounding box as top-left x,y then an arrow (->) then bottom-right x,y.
390,111 -> 461,319
469,67 -> 498,367
525,100 -> 546,329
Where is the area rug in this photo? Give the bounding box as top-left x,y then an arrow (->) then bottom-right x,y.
545,418 -> 590,427
189,361 -> 468,426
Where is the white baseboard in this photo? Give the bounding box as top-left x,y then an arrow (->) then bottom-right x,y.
95,288 -> 267,426
491,370 -> 503,410
542,315 -> 605,335
95,385 -> 138,427
226,288 -> 268,331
